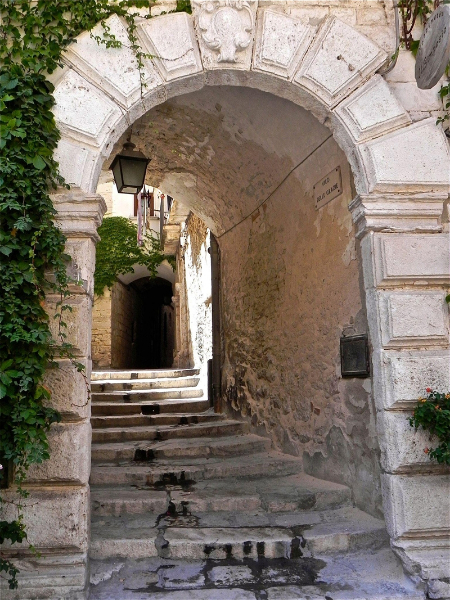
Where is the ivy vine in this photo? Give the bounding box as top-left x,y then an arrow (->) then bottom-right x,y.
0,0 -> 189,590
398,0 -> 450,124
95,216 -> 168,296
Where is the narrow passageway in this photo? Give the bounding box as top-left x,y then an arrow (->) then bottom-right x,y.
88,368 -> 421,599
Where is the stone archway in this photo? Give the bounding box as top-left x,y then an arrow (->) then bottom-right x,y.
5,3 -> 449,598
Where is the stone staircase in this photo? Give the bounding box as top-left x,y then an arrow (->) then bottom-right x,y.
89,369 -> 424,599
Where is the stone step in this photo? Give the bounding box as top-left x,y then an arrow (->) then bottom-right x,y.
91,376 -> 200,392
91,387 -> 204,403
91,473 -> 352,517
90,451 -> 303,486
91,411 -> 223,430
91,398 -> 211,416
91,368 -> 200,381
89,546 -> 424,599
91,419 -> 249,444
89,506 -> 388,560
91,433 -> 272,461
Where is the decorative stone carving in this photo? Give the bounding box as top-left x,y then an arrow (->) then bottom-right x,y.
379,411 -> 448,474
382,473 -> 450,538
198,1 -> 253,63
54,138 -> 98,192
334,75 -> 411,143
357,118 -> 450,194
381,350 -> 450,410
193,0 -> 257,69
350,194 -> 447,238
378,291 -> 449,348
253,9 -> 314,79
294,17 -> 386,108
372,233 -> 450,287
63,14 -> 162,110
138,13 -> 202,81
53,69 -> 123,148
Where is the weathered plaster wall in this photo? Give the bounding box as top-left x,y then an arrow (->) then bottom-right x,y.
172,212 -> 213,382
220,137 -> 382,517
181,213 -> 213,384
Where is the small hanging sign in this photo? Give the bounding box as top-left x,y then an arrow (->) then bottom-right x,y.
314,166 -> 342,210
415,4 -> 450,89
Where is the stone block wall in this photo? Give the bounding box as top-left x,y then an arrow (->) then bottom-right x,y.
91,290 -> 112,369
110,280 -> 140,369
91,281 -> 142,369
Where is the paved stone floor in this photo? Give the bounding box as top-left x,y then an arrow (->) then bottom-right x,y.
90,547 -> 425,599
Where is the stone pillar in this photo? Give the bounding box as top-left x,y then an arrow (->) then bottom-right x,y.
351,193 -> 450,598
0,188 -> 106,600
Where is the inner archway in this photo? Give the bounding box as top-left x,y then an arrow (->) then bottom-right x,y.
99,84 -> 380,512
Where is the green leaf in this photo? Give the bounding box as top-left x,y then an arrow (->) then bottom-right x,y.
32,155 -> 46,170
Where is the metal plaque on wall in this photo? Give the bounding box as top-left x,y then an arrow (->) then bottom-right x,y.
314,166 -> 342,210
415,4 -> 450,89
340,335 -> 370,378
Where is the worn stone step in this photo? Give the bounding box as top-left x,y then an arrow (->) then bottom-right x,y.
89,506 -> 388,560
91,398 -> 211,415
91,376 -> 200,393
89,547 -> 425,599
91,411 -> 222,430
91,368 -> 200,381
91,473 -> 352,517
91,419 -> 248,445
91,387 -> 204,402
90,451 -> 303,485
91,433 -> 271,462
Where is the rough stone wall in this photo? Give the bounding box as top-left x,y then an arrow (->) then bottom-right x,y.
220,137 -> 382,517
110,280 -> 140,369
91,290 -> 112,369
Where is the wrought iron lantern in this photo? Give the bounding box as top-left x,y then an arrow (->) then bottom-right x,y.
109,142 -> 150,194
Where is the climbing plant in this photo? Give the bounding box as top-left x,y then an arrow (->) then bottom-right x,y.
410,389 -> 450,465
398,0 -> 435,52
398,0 -> 450,122
0,0 -> 189,589
94,216 -> 167,296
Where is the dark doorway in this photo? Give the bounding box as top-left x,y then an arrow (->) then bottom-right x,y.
111,276 -> 174,369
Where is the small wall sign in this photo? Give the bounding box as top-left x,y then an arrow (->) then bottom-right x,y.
314,166 -> 342,210
340,335 -> 370,378
415,4 -> 450,89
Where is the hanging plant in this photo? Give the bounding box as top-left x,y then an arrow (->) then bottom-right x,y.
94,216 -> 168,296
409,389 -> 450,465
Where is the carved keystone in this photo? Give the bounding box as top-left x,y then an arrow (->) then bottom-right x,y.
193,0 -> 257,69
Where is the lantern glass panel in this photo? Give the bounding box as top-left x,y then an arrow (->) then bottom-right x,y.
120,156 -> 147,191
112,160 -> 124,193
